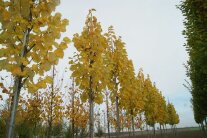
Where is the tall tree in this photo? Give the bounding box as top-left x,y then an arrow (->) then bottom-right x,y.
42,66 -> 64,138
105,26 -> 130,137
119,61 -> 145,137
144,76 -> 159,135
65,79 -> 89,138
70,9 -> 108,138
179,0 -> 207,125
0,1 -> 69,137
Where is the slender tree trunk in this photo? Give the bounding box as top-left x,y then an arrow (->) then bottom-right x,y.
89,76 -> 94,138
165,124 -> 167,134
48,121 -> 52,138
7,77 -> 22,138
115,95 -> 120,138
48,66 -> 55,138
72,79 -> 75,138
106,92 -> 111,138
131,110 -> 135,137
7,27 -> 30,138
160,124 -> 162,138
162,125 -> 165,138
114,77 -> 120,138
174,125 -> 177,138
153,124 -> 155,136
201,122 -> 206,137
128,127 -> 131,138
34,123 -> 37,138
146,124 -> 149,138
205,119 -> 207,133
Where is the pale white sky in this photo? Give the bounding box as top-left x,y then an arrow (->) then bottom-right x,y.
55,0 -> 196,127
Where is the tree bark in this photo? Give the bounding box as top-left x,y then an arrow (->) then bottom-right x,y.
115,95 -> 120,137
153,124 -> 155,136
201,122 -> 206,137
114,77 -> 120,138
7,27 -> 30,138
205,119 -> 207,133
48,66 -> 55,138
7,77 -> 23,138
89,76 -> 94,138
106,91 -> 111,138
146,124 -> 149,138
72,78 -> 75,138
131,109 -> 135,137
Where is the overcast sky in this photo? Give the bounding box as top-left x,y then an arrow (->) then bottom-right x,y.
54,0 -> 197,127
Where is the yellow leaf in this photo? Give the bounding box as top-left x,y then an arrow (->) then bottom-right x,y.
59,42 -> 67,49
45,76 -> 52,84
31,64 -> 38,72
63,37 -> 70,44
54,49 -> 64,58
12,66 -> 22,75
2,10 -> 10,21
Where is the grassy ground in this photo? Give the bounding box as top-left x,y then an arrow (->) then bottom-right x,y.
97,127 -> 206,138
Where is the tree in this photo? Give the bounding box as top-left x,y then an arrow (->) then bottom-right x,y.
0,1 -> 69,137
42,66 -> 64,138
179,0 -> 207,126
65,80 -> 89,138
25,91 -> 43,137
70,9 -> 108,138
105,26 -> 130,137
156,92 -> 168,136
144,76 -> 159,135
119,62 -> 145,137
167,103 -> 179,127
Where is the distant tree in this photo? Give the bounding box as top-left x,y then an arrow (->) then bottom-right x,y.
42,66 -> 64,138
167,103 -> 179,128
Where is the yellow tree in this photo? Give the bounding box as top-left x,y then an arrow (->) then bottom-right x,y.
144,76 -> 159,134
65,79 -> 89,138
156,92 -> 168,136
25,91 -> 43,137
70,9 -> 108,138
42,66 -> 64,138
0,1 -> 69,137
167,102 -> 179,128
105,26 -> 130,137
119,61 -> 145,136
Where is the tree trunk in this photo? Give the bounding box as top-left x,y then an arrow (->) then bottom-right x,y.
7,77 -> 23,138
160,124 -> 162,138
34,123 -> 37,138
114,77 -> 120,137
115,95 -> 120,138
7,22 -> 30,138
48,121 -> 52,138
205,119 -> 207,133
89,76 -> 94,138
106,92 -> 111,138
128,127 -> 131,138
153,124 -> 155,136
165,124 -> 167,134
131,109 -> 135,137
48,66 -> 55,138
201,122 -> 206,137
162,125 -> 164,134
146,124 -> 149,138
72,79 -> 75,138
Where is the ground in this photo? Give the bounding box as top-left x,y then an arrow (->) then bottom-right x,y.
99,127 -> 205,138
